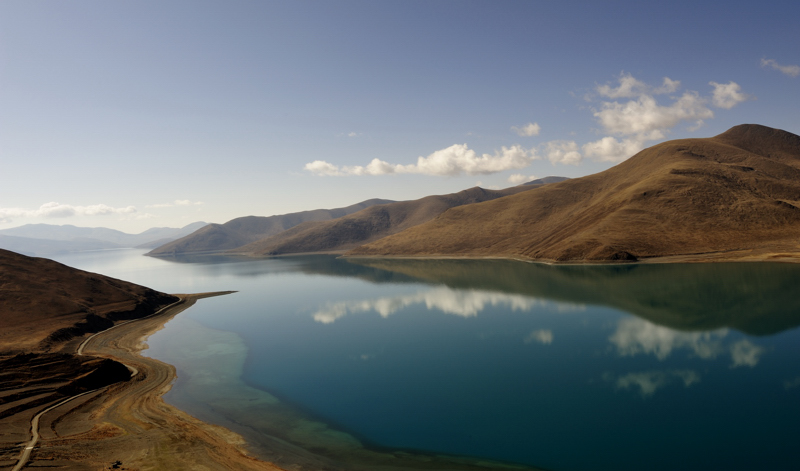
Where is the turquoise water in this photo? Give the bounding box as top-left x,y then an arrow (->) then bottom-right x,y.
53,250 -> 800,470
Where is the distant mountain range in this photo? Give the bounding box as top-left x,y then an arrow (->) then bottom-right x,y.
147,199 -> 394,256
233,185 -> 541,256
0,221 -> 208,257
349,124 -> 800,262
147,180 -> 565,257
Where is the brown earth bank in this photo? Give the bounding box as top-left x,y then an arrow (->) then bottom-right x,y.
0,249 -> 285,470
347,124 -> 800,262
0,249 -> 179,353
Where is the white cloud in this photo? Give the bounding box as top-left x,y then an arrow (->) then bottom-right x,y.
524,329 -> 553,345
312,288 -> 548,324
581,74 -> 749,164
305,144 -> 537,177
545,140 -> 582,165
613,370 -> 700,397
508,174 -> 536,184
597,73 -> 649,98
348,132 -> 360,137
593,91 -> 713,139
761,58 -> 800,78
653,77 -> 681,95
304,160 -> 344,176
0,202 -> 137,224
582,136 -> 646,163
306,73 -> 750,174
709,81 -> 749,109
729,339 -> 764,368
511,122 -> 541,137
596,73 -> 680,99
610,318 -> 727,361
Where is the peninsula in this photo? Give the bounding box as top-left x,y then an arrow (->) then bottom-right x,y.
0,249 -> 283,470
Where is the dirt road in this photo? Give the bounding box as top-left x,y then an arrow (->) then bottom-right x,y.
2,292 -> 285,471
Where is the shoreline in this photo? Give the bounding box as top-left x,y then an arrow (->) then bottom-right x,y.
146,244 -> 800,266
3,293 -> 285,471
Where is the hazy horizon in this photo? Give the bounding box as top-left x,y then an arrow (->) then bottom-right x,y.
2,0 -> 798,233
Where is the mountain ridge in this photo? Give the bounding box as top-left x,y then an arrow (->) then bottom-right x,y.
232,184 -> 552,256
347,124 -> 800,262
147,198 -> 394,256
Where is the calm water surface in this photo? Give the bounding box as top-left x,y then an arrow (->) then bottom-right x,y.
53,250 -> 800,471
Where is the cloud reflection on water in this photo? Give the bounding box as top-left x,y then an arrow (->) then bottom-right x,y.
610,317 -> 727,360
610,370 -> 701,397
609,317 -> 765,367
729,340 -> 764,368
312,287 -> 582,324
524,329 -> 554,345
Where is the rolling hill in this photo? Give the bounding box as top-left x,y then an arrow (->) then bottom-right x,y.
232,184 -> 546,256
0,249 -> 177,352
147,198 -> 394,256
348,124 -> 800,262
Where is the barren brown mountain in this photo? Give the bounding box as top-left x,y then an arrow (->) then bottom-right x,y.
349,124 -> 800,262
233,184 -> 547,256
148,198 -> 393,256
0,249 -> 177,352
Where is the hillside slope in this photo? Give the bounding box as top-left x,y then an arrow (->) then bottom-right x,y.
147,198 -> 393,256
0,249 -> 177,351
349,124 -> 800,262
234,184 -> 541,256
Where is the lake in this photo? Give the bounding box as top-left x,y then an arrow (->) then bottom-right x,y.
52,249 -> 800,471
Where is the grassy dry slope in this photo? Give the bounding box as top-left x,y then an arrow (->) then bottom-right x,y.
0,249 -> 177,352
148,198 -> 393,256
350,124 -> 800,262
234,185 -> 541,255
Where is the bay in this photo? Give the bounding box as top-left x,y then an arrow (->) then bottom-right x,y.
52,249 -> 800,471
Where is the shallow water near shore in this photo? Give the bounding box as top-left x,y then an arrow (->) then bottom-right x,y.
54,250 -> 800,470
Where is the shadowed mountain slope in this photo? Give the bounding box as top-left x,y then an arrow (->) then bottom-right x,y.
349,125 -> 800,262
233,185 -> 541,256
0,249 -> 177,352
147,198 -> 393,256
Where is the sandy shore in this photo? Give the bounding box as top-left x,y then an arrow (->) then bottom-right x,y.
1,293 -> 285,471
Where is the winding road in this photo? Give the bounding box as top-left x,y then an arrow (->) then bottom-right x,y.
11,389 -> 100,471
10,297 -> 188,471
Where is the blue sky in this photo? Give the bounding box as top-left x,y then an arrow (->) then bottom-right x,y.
1,0 -> 798,232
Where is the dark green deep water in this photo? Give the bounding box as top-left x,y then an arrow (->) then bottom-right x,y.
54,250 -> 800,471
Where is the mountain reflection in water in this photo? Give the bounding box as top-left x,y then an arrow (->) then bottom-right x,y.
120,252 -> 800,471
344,257 -> 800,335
